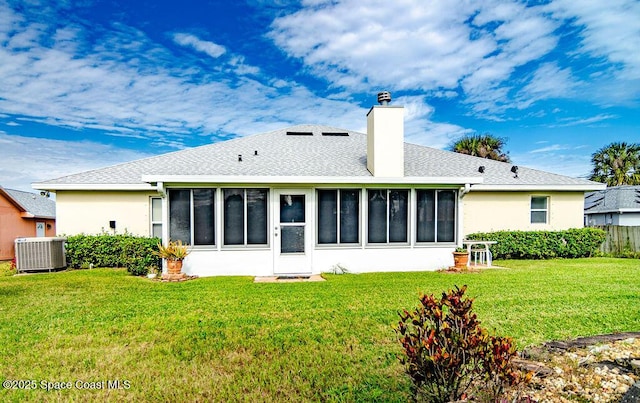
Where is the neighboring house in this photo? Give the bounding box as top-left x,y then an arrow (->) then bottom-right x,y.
33,94 -> 603,276
0,186 -> 56,260
584,185 -> 640,226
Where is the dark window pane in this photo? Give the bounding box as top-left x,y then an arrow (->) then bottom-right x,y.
531,197 -> 547,210
368,190 -> 387,243
340,190 -> 359,243
281,226 -> 305,253
169,189 -> 191,244
318,190 -> 337,244
389,190 -> 408,243
531,211 -> 547,223
417,190 -> 436,242
193,189 -> 215,245
224,189 -> 244,245
437,191 -> 456,242
280,195 -> 305,223
247,189 -> 268,244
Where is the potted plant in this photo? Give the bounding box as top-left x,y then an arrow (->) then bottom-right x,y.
154,240 -> 191,277
452,247 -> 469,269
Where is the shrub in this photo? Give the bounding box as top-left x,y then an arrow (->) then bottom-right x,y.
65,233 -> 161,276
396,285 -> 528,402
0,259 -> 16,277
465,228 -> 606,259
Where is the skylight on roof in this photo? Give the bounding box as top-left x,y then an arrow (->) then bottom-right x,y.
286,131 -> 313,136
321,132 -> 349,136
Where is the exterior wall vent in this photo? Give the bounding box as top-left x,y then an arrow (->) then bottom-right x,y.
15,237 -> 67,273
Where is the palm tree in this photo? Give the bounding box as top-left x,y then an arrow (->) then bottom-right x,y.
450,134 -> 511,162
589,142 -> 640,186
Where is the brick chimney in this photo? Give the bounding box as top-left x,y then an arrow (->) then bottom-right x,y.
366,91 -> 404,177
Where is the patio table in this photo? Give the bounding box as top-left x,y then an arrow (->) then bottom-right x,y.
462,240 -> 497,267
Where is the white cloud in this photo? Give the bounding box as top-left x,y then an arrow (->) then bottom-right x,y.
547,0 -> 640,80
270,0 -> 638,115
0,133 -> 151,192
550,114 -> 617,127
530,144 -> 571,153
172,32 -> 226,58
269,0 -> 493,92
514,62 -> 577,109
545,0 -> 640,105
269,0 -> 567,116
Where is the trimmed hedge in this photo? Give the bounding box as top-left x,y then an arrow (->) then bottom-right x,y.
65,234 -> 161,276
465,228 -> 606,260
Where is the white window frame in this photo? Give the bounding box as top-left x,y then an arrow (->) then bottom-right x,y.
530,196 -> 549,224
150,197 -> 163,238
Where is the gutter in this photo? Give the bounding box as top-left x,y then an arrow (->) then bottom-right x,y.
141,174 -> 485,186
469,183 -> 606,192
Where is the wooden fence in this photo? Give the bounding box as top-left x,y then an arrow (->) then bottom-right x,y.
595,225 -> 640,254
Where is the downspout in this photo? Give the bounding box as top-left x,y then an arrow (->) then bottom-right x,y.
156,181 -> 166,198
459,183 -> 471,199
457,184 -> 471,246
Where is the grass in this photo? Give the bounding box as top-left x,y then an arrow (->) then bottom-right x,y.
0,258 -> 638,401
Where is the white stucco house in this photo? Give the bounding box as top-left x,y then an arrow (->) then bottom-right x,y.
34,93 -> 604,276
584,185 -> 640,226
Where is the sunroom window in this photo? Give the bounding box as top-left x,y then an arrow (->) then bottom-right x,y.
168,189 -> 215,246
416,190 -> 456,243
367,189 -> 409,244
223,189 -> 268,246
317,189 -> 360,245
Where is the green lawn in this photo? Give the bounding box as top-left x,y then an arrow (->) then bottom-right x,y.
0,258 -> 638,401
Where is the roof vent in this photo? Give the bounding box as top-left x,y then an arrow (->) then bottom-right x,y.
478,166 -> 485,173
377,91 -> 391,105
511,165 -> 518,178
238,154 -> 242,162
322,132 -> 349,137
286,131 -> 313,136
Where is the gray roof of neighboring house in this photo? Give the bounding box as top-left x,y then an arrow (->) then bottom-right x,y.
584,185 -> 640,214
35,124 -> 601,190
1,187 -> 56,218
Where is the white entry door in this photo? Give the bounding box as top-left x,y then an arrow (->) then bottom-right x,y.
36,222 -> 45,237
273,189 -> 313,275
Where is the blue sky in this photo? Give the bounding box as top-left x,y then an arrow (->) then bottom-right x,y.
1,0 -> 638,192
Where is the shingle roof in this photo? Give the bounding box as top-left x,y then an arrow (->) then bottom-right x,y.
584,185 -> 640,213
1,187 -> 56,218
35,124 -> 601,190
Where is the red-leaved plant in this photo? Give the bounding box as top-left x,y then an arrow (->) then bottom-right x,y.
396,285 -> 529,402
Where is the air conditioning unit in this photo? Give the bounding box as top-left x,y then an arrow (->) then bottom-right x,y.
14,237 -> 67,273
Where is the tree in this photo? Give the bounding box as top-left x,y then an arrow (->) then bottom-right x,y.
589,142 -> 640,186
450,134 -> 511,162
